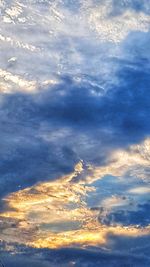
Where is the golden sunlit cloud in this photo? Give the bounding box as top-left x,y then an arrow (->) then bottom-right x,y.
0,140 -> 150,250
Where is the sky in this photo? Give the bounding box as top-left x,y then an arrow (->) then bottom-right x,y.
0,0 -> 150,266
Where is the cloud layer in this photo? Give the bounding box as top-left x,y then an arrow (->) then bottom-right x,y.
0,0 -> 150,266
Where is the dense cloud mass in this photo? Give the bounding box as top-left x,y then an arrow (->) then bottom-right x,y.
1,242 -> 150,267
0,59 -> 150,196
0,0 -> 150,266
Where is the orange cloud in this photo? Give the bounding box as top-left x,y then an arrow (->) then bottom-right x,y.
0,158 -> 149,250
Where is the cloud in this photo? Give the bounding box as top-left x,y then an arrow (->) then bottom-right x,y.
79,0 -> 150,43
1,241 -> 150,267
111,0 -> 150,15
0,1 -> 150,265
1,0 -> 150,98
0,160 -> 149,250
0,43 -> 150,196
99,201 -> 150,227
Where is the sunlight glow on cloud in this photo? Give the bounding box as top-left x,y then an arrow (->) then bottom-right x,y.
85,138 -> 150,184
0,139 -> 150,249
0,68 -> 59,93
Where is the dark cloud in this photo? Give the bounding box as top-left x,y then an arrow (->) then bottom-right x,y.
1,239 -> 150,267
0,46 -> 150,196
99,201 -> 150,227
106,232 -> 150,257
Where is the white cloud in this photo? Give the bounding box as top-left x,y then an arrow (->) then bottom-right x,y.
84,0 -> 150,43
1,0 -> 149,94
85,137 -> 150,184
